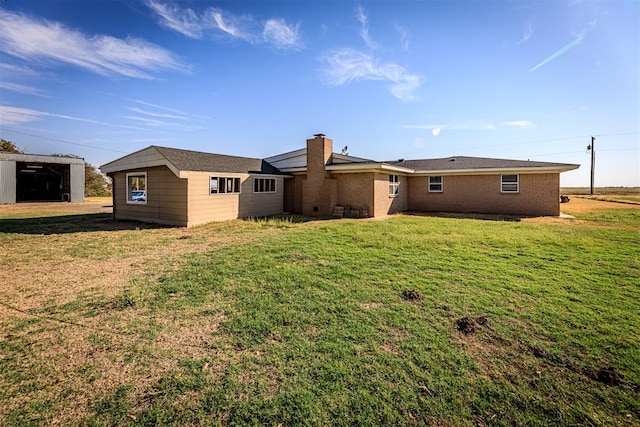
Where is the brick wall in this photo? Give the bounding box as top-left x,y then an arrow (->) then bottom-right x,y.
301,135 -> 337,216
407,173 -> 560,216
373,172 -> 408,216
335,172 -> 374,214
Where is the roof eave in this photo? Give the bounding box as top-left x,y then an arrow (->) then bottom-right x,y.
412,165 -> 580,175
326,162 -> 415,174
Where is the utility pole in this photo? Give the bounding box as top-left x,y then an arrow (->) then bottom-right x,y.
588,136 -> 596,195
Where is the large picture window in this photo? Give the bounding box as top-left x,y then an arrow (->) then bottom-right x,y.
428,176 -> 443,192
389,175 -> 399,196
210,176 -> 240,195
126,172 -> 146,204
501,174 -> 519,193
254,178 -> 276,193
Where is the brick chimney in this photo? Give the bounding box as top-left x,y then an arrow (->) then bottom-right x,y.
306,134 -> 333,179
302,134 -> 337,216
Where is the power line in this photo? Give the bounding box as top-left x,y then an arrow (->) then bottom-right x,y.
389,132 -> 640,157
0,127 -> 128,154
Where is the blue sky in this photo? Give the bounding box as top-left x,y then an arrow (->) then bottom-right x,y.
0,0 -> 638,187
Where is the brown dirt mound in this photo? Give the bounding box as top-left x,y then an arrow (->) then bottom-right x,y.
402,290 -> 422,301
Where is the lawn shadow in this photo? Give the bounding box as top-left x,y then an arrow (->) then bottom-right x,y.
0,213 -> 172,235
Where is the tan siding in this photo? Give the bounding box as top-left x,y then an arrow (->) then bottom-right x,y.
185,173 -> 241,226
408,173 -> 560,216
239,176 -> 285,218
112,166 -> 188,226
184,173 -> 285,227
101,147 -> 170,174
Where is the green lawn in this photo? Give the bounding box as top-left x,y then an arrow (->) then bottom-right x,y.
1,210 -> 639,426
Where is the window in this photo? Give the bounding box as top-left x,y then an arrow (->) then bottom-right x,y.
389,174 -> 399,196
126,172 -> 146,204
501,174 -> 519,193
428,176 -> 443,192
254,178 -> 276,193
210,176 -> 240,194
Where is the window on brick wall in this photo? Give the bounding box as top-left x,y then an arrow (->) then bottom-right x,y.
210,176 -> 241,194
428,176 -> 443,192
501,174 -> 519,193
389,174 -> 399,196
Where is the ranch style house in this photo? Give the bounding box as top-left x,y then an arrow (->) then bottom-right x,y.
100,134 -> 579,227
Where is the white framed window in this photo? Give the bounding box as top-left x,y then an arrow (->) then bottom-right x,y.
210,176 -> 240,195
501,174 -> 519,193
389,174 -> 399,196
126,172 -> 146,204
254,178 -> 276,193
428,176 -> 443,192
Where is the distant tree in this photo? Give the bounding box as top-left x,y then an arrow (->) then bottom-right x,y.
0,138 -> 25,153
52,153 -> 112,197
85,162 -> 111,197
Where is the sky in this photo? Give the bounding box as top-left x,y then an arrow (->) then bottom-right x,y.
0,0 -> 638,187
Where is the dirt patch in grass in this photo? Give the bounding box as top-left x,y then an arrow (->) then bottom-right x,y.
522,195 -> 640,226
401,289 -> 422,301
0,203 -> 286,423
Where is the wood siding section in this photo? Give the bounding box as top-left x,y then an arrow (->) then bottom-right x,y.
112,166 -> 188,226
184,172 -> 285,227
101,147 -> 173,175
407,173 -> 560,216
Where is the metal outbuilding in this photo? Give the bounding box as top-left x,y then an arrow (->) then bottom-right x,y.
0,153 -> 85,203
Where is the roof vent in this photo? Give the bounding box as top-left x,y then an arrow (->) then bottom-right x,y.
398,158 -> 404,162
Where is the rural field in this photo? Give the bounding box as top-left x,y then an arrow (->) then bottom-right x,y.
1,192 -> 639,426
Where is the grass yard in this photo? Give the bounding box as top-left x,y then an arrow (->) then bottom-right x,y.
1,198 -> 638,426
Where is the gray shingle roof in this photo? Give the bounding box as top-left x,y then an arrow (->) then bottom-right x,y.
385,156 -> 579,171
154,146 -> 284,174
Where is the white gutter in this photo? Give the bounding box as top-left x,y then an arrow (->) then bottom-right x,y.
326,162 -> 415,174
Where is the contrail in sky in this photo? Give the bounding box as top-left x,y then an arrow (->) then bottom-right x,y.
529,38 -> 581,72
530,23 -> 594,72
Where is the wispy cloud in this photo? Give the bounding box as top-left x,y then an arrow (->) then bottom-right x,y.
0,62 -> 42,77
208,9 -> 255,42
530,21 -> 596,72
356,4 -> 377,49
0,82 -> 49,97
318,6 -> 421,101
517,23 -> 534,45
502,120 -> 535,129
128,99 -> 196,117
145,0 -> 203,38
403,119 -> 536,131
127,106 -> 188,121
263,19 -> 303,51
0,9 -> 187,79
395,24 -> 410,51
0,105 -> 149,130
146,1 -> 302,51
124,99 -> 206,131
319,48 -> 421,102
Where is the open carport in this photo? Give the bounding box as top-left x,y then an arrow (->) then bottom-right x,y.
0,153 -> 85,203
